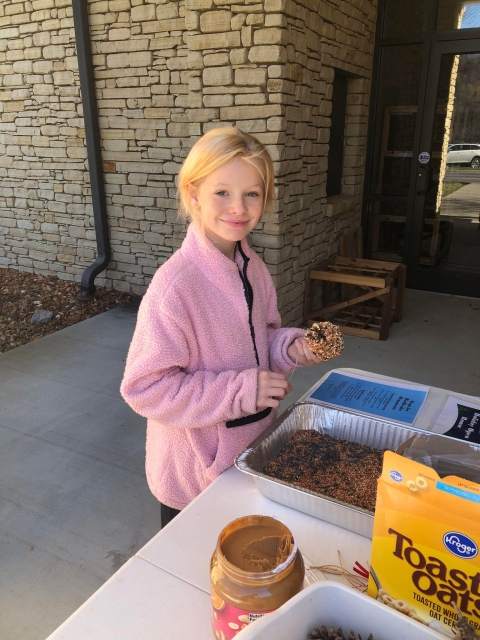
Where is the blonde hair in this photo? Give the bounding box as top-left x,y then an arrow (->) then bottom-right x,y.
177,126 -> 275,226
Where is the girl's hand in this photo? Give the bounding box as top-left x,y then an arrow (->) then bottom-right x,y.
256,371 -> 292,411
287,337 -> 322,367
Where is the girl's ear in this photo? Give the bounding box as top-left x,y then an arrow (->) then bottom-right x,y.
187,183 -> 200,209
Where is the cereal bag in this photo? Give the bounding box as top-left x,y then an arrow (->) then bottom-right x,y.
368,451 -> 480,637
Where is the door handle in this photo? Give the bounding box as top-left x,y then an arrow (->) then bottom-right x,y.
416,164 -> 431,195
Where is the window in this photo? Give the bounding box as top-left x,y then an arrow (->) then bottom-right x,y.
326,73 -> 348,198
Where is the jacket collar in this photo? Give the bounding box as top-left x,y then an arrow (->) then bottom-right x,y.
181,223 -> 253,294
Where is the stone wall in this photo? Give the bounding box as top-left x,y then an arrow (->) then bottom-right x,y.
0,0 -> 92,282
262,0 -> 376,323
0,0 -> 377,323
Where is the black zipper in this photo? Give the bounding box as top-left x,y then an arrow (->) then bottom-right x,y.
225,242 -> 271,429
236,242 -> 259,366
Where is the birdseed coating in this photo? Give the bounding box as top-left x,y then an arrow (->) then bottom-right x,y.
305,322 -> 344,361
263,430 -> 384,512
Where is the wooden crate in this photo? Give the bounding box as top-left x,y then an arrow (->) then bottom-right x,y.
304,256 -> 406,341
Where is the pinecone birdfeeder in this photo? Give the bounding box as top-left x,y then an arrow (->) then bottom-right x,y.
308,626 -> 372,640
305,322 -> 344,361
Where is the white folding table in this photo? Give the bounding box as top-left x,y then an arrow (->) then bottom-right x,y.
47,369 -> 480,639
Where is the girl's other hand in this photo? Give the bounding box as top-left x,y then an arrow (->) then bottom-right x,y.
256,371 -> 292,411
287,337 -> 322,367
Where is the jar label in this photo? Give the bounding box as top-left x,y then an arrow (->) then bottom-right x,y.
211,587 -> 275,639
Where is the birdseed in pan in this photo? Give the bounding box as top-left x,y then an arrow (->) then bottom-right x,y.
262,430 -> 384,513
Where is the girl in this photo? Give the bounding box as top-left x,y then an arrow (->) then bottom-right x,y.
120,127 -> 321,526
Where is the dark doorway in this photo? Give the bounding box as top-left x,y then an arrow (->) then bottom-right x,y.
326,73 -> 348,198
364,0 -> 480,297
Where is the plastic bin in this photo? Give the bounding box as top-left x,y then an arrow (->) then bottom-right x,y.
236,582 -> 447,640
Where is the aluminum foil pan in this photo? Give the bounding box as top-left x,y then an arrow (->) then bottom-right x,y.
235,401 -> 430,538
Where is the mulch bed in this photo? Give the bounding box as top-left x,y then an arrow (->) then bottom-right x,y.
0,269 -> 138,354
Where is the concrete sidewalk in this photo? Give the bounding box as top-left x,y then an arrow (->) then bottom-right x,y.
0,300 -> 162,640
1,290 -> 479,640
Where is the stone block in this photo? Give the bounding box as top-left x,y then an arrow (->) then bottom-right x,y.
33,60 -> 53,73
203,66 -> 232,86
33,84 -> 55,96
90,1 -> 109,14
0,27 -> 20,38
109,0 -> 130,10
248,45 -> 287,64
264,13 -> 286,27
220,104 -> 283,120
109,28 -> 131,41
68,225 -> 87,238
117,162 -> 163,174
253,28 -> 287,45
186,107 -> 219,122
200,10 -> 232,33
96,39 -> 149,54
204,52 -> 229,66
53,71 -> 74,86
187,51 -> 203,69
185,11 -> 200,30
263,0 -> 286,11
241,25 -> 252,47
103,87 -> 151,99
203,94 -> 233,107
235,67 -> 267,85
156,3 -> 179,20
32,0 -> 54,8
43,45 -> 65,59
40,125 -> 59,136
267,116 -> 286,131
144,108 -> 171,118
187,31 -> 240,50
33,32 -> 50,47
166,56 -> 189,70
232,13 -> 247,29
144,231 -> 166,245
230,48 -> 247,65
109,50 -> 153,68
17,219 -> 34,230
12,60 -> 33,73
41,222 -> 58,233
185,0 -> 213,8
65,56 -> 79,71
235,93 -> 266,105
149,36 -> 183,50
131,4 -> 156,21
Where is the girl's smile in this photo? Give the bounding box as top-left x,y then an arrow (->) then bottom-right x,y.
187,158 -> 265,260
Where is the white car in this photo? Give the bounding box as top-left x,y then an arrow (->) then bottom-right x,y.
446,143 -> 480,168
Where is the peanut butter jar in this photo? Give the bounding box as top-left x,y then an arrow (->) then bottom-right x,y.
210,515 -> 305,639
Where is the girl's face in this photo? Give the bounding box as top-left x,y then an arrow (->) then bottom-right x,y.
187,158 -> 265,260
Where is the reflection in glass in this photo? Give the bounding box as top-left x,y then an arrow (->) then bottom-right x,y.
383,0 -> 428,38
370,45 -> 423,261
437,1 -> 480,30
371,46 -> 423,197
371,202 -> 408,258
419,53 -> 480,271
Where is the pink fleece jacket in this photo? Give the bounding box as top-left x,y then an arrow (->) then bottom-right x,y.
120,224 -> 304,510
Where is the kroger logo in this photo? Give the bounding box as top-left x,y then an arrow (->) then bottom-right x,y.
443,532 -> 478,559
390,470 -> 403,483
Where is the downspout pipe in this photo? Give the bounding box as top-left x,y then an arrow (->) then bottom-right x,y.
72,0 -> 111,299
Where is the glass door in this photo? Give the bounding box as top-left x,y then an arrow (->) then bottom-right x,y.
368,44 -> 426,263
407,39 -> 480,297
